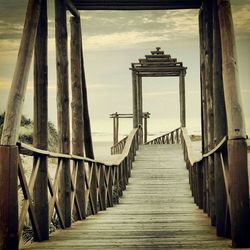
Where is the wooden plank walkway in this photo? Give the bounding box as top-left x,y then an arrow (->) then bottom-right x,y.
22,144 -> 231,249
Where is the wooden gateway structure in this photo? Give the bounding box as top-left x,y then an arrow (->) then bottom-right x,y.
0,0 -> 250,249
130,47 -> 186,136
110,112 -> 150,145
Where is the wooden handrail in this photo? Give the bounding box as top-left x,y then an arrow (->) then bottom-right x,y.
145,127 -> 181,145
111,136 -> 128,155
18,127 -> 139,167
16,127 -> 140,245
181,127 -> 227,167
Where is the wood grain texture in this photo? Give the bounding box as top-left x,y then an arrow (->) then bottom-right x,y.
55,0 -> 71,228
0,146 -> 18,250
212,0 -> 227,237
22,145 -> 230,250
1,0 -> 41,145
33,0 -> 49,240
72,0 -> 201,10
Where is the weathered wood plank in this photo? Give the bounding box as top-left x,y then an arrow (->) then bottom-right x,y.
22,145 -> 230,250
70,15 -> 85,219
72,0 -> 201,10
55,0 -> 71,227
33,0 -> 49,241
212,0 -> 227,237
0,146 -> 18,250
1,0 -> 41,145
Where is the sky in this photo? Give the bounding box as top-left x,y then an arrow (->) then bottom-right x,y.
0,0 -> 249,138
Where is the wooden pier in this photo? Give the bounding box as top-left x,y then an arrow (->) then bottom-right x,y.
0,0 -> 250,249
22,144 -> 231,250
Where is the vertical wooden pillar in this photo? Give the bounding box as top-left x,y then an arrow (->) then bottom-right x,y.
0,146 -> 18,250
113,113 -> 119,145
80,37 -> 94,159
55,0 -> 71,228
115,114 -> 119,144
33,0 -> 49,240
199,8 -> 209,214
179,70 -> 186,127
212,0 -> 227,237
218,0 -> 250,247
1,0 -> 41,145
70,16 -> 86,219
137,75 -> 143,144
138,76 -> 143,126
112,115 -> 116,145
204,0 -> 216,226
132,71 -> 138,128
144,114 -> 148,144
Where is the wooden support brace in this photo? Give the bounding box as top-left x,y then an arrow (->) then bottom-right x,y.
1,0 -> 41,145
55,0 -> 71,228
33,0 -> 49,240
70,15 -> 86,220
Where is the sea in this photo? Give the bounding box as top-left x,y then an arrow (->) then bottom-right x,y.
91,117 -> 250,161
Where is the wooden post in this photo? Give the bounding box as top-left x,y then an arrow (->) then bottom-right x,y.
199,8 -> 209,214
70,16 -> 86,219
112,113 -> 119,145
112,115 -> 116,145
218,0 -> 250,247
204,0 -> 216,226
144,114 -> 148,144
0,146 -> 18,250
80,36 -> 94,159
115,113 -> 119,144
137,75 -> 143,144
33,0 -> 49,240
212,0 -> 227,237
179,70 -> 186,127
90,163 -> 97,214
55,0 -> 71,228
132,71 -> 138,128
1,0 -> 41,145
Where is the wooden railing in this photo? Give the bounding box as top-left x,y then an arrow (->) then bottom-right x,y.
145,127 -> 181,145
111,136 -> 128,155
181,127 -> 250,247
16,127 -> 140,246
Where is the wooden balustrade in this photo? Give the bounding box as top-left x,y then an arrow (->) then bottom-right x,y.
14,127 -> 139,246
145,127 -> 181,145
180,127 -> 250,247
111,136 -> 128,155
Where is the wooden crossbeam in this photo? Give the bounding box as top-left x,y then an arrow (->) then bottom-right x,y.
18,156 -> 42,242
48,159 -> 65,229
131,66 -> 186,72
72,0 -> 201,10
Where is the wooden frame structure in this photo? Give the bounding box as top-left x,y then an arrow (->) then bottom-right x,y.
130,47 -> 187,143
0,0 -> 249,249
110,112 -> 150,145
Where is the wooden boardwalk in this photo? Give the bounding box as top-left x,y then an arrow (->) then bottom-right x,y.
23,144 -> 231,250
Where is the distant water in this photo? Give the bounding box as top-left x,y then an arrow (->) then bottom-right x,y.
92,117 -> 250,160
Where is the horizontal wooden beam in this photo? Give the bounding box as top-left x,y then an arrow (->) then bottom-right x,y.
110,112 -> 150,118
139,72 -> 181,77
145,54 -> 171,59
138,60 -> 183,67
146,57 -> 177,62
72,0 -> 201,10
130,66 -> 186,72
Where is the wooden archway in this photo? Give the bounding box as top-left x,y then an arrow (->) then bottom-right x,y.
130,47 -> 187,143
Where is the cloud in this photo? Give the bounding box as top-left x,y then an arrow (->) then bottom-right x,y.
232,4 -> 250,37
84,31 -> 170,49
